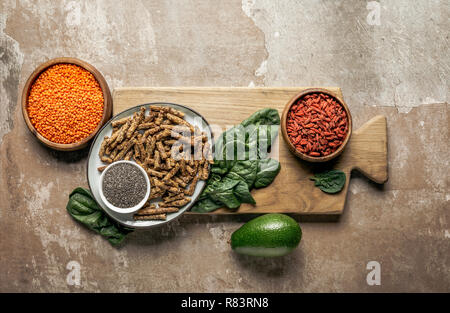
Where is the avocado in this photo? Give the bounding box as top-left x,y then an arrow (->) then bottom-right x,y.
231,213 -> 302,257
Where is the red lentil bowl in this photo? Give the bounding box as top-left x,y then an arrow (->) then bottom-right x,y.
21,57 -> 112,151
281,88 -> 352,163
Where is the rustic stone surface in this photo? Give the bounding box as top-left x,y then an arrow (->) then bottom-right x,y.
0,0 -> 448,292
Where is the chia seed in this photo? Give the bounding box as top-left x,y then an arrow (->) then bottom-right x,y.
102,162 -> 147,208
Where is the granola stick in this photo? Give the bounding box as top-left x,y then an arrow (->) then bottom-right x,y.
134,214 -> 166,221
135,207 -> 179,215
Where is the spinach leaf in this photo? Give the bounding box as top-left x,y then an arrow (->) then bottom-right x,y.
191,198 -> 223,213
246,124 -> 279,159
210,188 -> 241,209
211,159 -> 235,175
199,173 -> 222,196
310,170 -> 346,194
199,175 -> 240,200
201,176 -> 246,209
241,108 -> 280,127
194,108 -> 281,212
217,111 -> 279,163
254,158 -> 281,188
192,178 -> 255,212
233,180 -> 256,204
66,187 -> 133,246
227,160 -> 258,188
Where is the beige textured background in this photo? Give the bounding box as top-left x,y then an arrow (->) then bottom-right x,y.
0,0 -> 448,292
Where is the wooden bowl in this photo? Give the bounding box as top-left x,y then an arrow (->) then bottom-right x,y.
21,57 -> 112,151
281,88 -> 352,163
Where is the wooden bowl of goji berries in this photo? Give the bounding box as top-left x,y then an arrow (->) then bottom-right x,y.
281,88 -> 352,163
21,57 -> 112,151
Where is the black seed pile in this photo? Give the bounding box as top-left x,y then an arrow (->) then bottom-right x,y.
102,163 -> 147,208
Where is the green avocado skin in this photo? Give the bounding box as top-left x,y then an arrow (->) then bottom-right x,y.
231,214 -> 302,256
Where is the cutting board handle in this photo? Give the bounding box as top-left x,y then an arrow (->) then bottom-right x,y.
348,115 -> 388,184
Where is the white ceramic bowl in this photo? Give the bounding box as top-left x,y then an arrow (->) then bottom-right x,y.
99,160 -> 150,214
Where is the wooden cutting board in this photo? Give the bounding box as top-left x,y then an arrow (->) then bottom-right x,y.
113,87 -> 388,215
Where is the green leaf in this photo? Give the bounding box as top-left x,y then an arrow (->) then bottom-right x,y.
233,181 -> 256,204
210,189 -> 241,209
246,124 -> 279,159
67,196 -> 96,215
240,108 -> 280,127
194,108 -> 282,213
191,198 -> 223,213
66,187 -> 133,246
69,187 -> 94,199
99,225 -> 128,245
107,234 -> 128,246
254,158 -> 281,188
227,160 -> 258,188
199,175 -> 240,200
214,126 -> 244,160
211,159 -> 236,175
310,170 -> 346,194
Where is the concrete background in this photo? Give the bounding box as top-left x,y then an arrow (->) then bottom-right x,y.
0,0 -> 448,292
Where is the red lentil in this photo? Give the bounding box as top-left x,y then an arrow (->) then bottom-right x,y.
286,93 -> 348,157
27,63 -> 104,144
